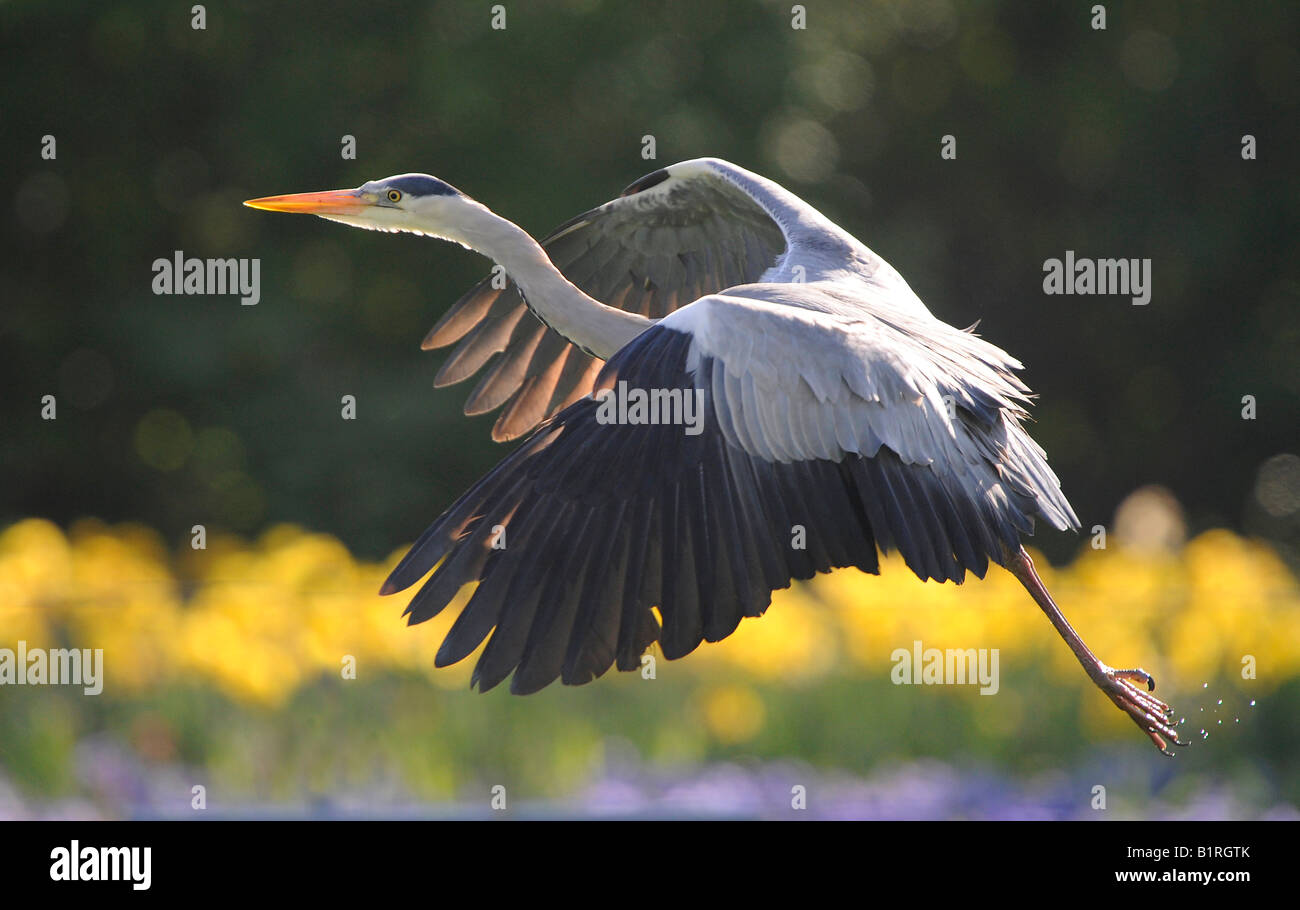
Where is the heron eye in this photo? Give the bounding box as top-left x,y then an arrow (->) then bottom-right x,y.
387,189 -> 402,203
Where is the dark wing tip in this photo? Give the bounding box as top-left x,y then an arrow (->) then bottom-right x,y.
619,167 -> 670,197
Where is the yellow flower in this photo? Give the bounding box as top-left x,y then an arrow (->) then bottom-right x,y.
0,516 -> 1294,719
697,683 -> 767,744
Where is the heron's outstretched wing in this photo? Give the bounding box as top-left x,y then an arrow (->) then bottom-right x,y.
422,159 -> 797,441
382,295 -> 1078,694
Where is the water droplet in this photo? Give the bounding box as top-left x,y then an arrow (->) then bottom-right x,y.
1217,699 -> 1223,706
1217,719 -> 1223,725
1203,683 -> 1209,689
1179,717 -> 1185,724
1249,700 -> 1256,707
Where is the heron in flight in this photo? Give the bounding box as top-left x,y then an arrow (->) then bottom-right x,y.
246,158 -> 1184,754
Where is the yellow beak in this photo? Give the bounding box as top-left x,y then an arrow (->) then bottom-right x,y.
243,189 -> 369,214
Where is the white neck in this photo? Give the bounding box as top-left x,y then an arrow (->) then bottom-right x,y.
440,201 -> 650,359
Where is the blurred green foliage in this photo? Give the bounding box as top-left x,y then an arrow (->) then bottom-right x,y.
2,0 -> 1297,566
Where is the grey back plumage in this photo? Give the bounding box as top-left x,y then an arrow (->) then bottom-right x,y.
422,157 -> 940,440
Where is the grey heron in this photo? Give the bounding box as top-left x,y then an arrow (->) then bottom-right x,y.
246,158 -> 1185,754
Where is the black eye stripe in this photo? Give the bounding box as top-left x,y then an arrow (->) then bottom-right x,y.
385,174 -> 459,197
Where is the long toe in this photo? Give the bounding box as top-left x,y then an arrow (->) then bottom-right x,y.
1101,669 -> 1186,756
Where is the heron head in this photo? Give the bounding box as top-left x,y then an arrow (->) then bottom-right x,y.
244,173 -> 478,240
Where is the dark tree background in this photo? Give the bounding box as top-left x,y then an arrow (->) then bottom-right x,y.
2,0 -> 1297,565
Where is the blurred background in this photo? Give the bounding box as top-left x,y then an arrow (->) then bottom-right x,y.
1,0 -> 1297,819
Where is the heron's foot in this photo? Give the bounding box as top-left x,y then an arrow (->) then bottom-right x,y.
1095,664 -> 1186,756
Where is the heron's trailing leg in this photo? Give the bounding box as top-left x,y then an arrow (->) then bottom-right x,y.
1005,545 -> 1185,756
